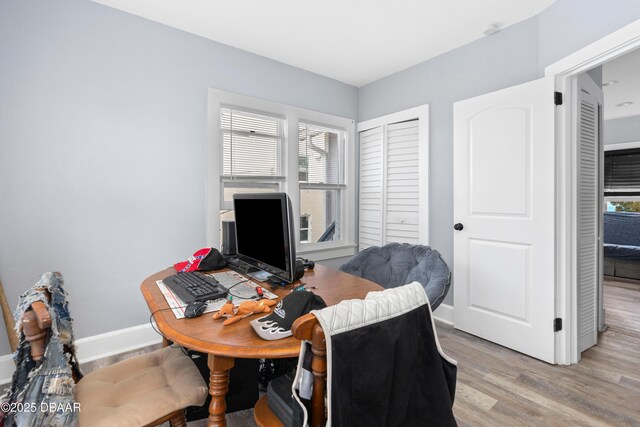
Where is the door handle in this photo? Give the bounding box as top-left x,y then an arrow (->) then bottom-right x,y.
454,223 -> 464,231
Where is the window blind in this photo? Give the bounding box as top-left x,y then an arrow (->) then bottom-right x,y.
221,107 -> 285,181
604,148 -> 640,196
298,122 -> 344,188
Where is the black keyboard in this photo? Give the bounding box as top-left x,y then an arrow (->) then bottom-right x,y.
163,272 -> 228,303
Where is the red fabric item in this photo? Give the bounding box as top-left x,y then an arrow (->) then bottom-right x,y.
173,248 -> 213,272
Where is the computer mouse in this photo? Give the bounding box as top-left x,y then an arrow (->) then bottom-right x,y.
184,301 -> 208,318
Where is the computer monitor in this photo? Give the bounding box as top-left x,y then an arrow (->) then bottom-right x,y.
233,192 -> 297,283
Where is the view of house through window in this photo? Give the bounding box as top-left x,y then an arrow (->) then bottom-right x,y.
299,122 -> 345,244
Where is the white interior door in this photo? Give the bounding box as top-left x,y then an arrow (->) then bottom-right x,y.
453,76 -> 557,363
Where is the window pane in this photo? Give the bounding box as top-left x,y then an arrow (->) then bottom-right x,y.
221,108 -> 284,178
299,123 -> 343,185
606,201 -> 640,212
221,108 -> 280,136
300,189 -> 341,243
604,148 -> 640,196
223,132 -> 282,177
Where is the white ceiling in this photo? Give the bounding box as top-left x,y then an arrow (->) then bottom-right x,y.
603,48 -> 640,120
91,0 -> 556,87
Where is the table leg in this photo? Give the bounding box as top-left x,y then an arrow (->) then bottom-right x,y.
207,354 -> 235,427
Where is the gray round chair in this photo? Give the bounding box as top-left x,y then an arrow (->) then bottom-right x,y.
339,243 -> 451,310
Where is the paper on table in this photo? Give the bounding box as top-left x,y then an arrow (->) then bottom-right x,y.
156,280 -> 228,319
155,274 -> 278,319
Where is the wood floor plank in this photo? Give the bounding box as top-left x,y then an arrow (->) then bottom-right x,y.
442,277 -> 640,426
89,277 -> 640,426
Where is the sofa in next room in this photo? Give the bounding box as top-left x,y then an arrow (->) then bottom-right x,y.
604,211 -> 640,280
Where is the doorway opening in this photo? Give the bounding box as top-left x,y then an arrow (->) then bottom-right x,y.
583,48 -> 640,356
545,18 -> 640,364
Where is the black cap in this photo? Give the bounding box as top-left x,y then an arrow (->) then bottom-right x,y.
251,291 -> 327,340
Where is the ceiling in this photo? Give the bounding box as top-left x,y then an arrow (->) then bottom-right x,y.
91,0 -> 556,87
603,47 -> 640,120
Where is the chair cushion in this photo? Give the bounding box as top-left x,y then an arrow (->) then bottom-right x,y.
75,346 -> 208,427
339,243 -> 450,310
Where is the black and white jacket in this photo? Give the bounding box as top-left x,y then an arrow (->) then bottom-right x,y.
292,282 -> 457,426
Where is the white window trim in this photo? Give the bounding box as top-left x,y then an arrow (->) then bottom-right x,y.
206,88 -> 357,261
606,196 -> 640,202
603,140 -> 640,151
357,104 -> 430,245
300,214 -> 311,243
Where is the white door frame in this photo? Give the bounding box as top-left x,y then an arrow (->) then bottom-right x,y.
545,18 -> 640,364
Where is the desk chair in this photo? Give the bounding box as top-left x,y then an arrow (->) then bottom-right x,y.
14,272 -> 208,427
253,313 -> 327,427
339,243 -> 451,310
254,282 -> 457,427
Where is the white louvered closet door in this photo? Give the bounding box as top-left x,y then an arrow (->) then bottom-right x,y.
358,118 -> 424,250
577,74 -> 602,354
386,120 -> 420,244
359,127 -> 383,250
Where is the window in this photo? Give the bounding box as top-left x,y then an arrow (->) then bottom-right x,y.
220,107 -> 284,209
207,89 -> 356,260
300,215 -> 311,243
299,122 -> 345,244
604,147 -> 640,197
604,146 -> 640,213
606,201 -> 640,212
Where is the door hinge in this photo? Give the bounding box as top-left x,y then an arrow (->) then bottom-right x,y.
554,91 -> 563,106
554,318 -> 563,332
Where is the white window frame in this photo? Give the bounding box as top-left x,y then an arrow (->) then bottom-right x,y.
206,88 -> 357,261
300,214 -> 312,243
298,121 -> 346,246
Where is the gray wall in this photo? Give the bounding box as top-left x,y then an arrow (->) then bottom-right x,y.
0,0 -> 358,355
359,0 -> 640,306
604,116 -> 640,145
3,0 -> 640,356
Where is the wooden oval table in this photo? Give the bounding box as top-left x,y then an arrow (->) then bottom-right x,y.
140,264 -> 382,427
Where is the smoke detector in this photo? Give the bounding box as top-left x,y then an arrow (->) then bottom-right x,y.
483,23 -> 501,36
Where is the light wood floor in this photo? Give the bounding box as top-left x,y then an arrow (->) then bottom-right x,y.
442,277 -> 640,426
98,277 -> 640,426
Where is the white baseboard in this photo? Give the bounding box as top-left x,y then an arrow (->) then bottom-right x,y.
0,304 -> 455,384
0,354 -> 15,385
434,303 -> 453,325
0,323 -> 162,385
